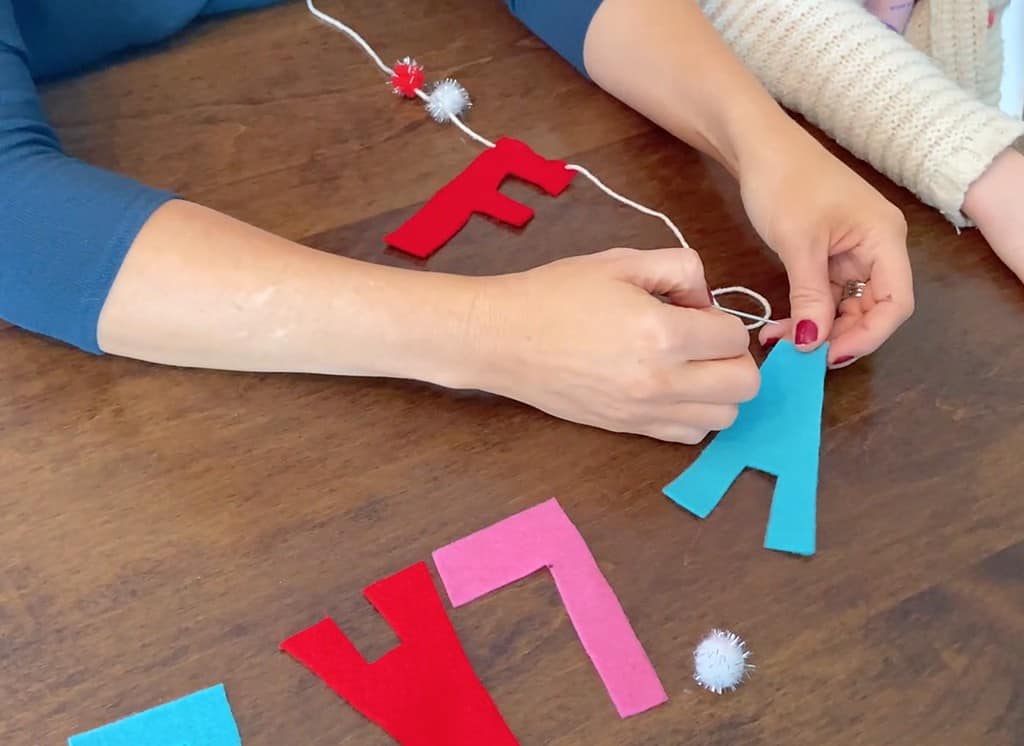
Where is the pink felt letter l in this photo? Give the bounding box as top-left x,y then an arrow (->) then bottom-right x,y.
432,498 -> 667,718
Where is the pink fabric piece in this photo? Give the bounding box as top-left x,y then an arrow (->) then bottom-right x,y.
432,498 -> 667,718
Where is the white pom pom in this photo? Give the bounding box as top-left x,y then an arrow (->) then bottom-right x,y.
425,79 -> 471,123
693,629 -> 753,694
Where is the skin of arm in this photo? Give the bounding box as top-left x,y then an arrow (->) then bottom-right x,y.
963,147 -> 1024,282
582,0 -> 915,363
99,201 -> 759,445
98,200 -> 484,389
582,0 -> 799,179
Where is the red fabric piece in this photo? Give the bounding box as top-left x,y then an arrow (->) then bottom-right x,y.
391,58 -> 425,98
385,137 -> 577,258
280,562 -> 520,746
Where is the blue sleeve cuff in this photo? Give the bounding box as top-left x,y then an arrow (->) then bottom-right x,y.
0,150 -> 174,354
2,4 -> 177,355
505,0 -> 605,77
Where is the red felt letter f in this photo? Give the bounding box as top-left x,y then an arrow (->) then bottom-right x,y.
385,137 -> 576,258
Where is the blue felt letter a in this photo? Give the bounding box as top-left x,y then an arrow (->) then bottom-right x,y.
663,341 -> 828,556
68,684 -> 241,746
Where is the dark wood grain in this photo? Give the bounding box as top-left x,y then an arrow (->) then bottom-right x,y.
3,1 -> 1023,744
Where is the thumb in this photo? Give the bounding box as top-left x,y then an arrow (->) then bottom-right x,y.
783,248 -> 835,350
614,247 -> 711,309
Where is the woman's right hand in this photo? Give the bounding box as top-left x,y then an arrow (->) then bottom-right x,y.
467,248 -> 761,443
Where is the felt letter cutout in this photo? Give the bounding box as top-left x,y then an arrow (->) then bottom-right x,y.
68,684 -> 240,746
663,340 -> 828,556
432,498 -> 667,718
385,137 -> 576,258
280,561 -> 519,746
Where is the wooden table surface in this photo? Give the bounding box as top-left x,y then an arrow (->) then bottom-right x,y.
3,2 -> 1023,744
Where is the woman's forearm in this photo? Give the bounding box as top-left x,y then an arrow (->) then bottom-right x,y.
97,200 -> 483,387
95,200 -> 768,445
582,0 -> 804,178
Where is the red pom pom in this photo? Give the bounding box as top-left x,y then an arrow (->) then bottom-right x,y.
391,57 -> 425,98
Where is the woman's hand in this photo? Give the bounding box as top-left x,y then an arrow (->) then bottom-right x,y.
467,248 -> 761,443
739,131 -> 915,367
582,0 -> 914,368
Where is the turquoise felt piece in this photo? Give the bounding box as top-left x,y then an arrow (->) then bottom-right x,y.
663,341 -> 828,556
68,684 -> 241,746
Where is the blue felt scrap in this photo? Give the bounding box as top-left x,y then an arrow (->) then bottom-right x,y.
663,340 -> 828,555
68,684 -> 241,746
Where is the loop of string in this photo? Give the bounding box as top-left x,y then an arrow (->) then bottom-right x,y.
711,287 -> 774,330
305,0 -> 775,330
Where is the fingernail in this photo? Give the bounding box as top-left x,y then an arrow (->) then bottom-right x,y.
832,355 -> 854,366
707,290 -> 716,305
795,320 -> 819,346
763,337 -> 779,351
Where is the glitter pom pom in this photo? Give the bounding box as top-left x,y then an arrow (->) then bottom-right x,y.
425,79 -> 471,123
390,57 -> 425,98
693,629 -> 753,694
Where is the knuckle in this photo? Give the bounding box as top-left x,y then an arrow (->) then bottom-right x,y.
884,204 -> 908,236
678,427 -> 710,445
906,299 -> 916,319
713,405 -> 740,431
637,309 -> 675,354
725,316 -> 752,354
678,248 -> 705,281
734,360 -> 762,402
604,247 -> 639,263
902,292 -> 916,321
789,284 -> 833,307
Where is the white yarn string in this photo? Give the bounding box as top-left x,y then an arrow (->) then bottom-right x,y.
304,0 -> 775,330
306,0 -> 393,76
712,286 -> 774,330
563,164 -> 690,250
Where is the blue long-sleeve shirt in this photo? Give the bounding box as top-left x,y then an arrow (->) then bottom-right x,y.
0,0 -> 602,353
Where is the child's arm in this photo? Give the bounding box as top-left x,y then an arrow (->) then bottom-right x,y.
963,146 -> 1024,282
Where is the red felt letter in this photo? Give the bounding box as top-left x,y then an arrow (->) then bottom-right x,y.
385,137 -> 576,258
280,562 -> 519,746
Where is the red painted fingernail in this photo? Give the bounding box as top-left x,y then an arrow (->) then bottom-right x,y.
795,320 -> 819,346
988,9 -> 995,27
833,355 -> 854,366
763,337 -> 779,351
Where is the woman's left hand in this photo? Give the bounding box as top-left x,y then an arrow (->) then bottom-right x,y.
739,130 -> 915,367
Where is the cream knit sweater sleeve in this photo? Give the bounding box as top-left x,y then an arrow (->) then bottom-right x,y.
701,0 -> 1024,226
